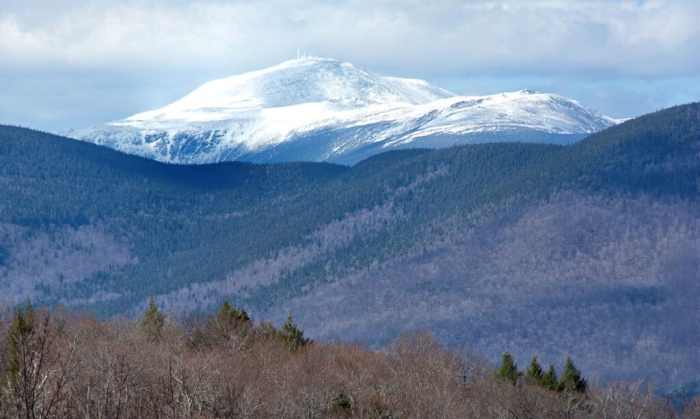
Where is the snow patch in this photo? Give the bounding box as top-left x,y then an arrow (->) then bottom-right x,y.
70,57 -> 620,164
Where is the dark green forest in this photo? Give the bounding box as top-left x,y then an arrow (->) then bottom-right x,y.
1,103 -> 699,388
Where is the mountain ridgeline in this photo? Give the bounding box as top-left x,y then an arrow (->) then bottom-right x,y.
1,103 -> 699,388
69,57 -> 617,164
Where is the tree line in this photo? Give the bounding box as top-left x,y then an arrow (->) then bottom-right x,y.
0,302 -> 696,418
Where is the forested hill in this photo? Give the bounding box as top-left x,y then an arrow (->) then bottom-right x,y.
1,102 -> 699,387
0,125 -> 347,222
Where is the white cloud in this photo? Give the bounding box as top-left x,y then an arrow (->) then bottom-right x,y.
1,0 -> 699,77
1,0 -> 699,131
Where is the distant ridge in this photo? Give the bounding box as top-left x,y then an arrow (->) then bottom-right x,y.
2,103 -> 700,387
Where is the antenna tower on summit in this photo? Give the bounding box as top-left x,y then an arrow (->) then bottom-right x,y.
296,49 -> 309,60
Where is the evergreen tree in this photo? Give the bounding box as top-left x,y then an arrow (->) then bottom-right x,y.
541,365 -> 559,391
4,304 -> 58,417
525,356 -> 544,385
216,301 -> 250,327
5,304 -> 36,386
140,297 -> 165,341
496,352 -> 519,385
559,357 -> 587,394
279,314 -> 309,352
212,301 -> 251,339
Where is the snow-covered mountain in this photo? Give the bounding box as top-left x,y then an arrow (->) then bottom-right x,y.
70,57 -> 620,164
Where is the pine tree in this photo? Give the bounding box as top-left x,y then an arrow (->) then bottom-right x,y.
212,301 -> 250,339
217,301 -> 249,326
541,365 -> 559,391
4,304 -> 58,417
496,352 -> 519,385
5,304 -> 36,386
525,356 -> 544,385
559,357 -> 587,394
279,314 -> 309,352
140,297 -> 165,341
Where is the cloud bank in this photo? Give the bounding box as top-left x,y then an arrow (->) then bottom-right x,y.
1,0 -> 699,130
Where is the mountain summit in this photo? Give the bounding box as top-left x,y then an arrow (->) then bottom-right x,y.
70,57 -> 619,164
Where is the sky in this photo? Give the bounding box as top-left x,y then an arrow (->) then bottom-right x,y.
1,0 -> 700,132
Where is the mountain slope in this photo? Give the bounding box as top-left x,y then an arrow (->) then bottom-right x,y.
2,103 -> 699,387
69,57 -> 617,164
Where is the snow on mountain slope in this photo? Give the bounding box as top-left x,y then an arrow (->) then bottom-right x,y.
70,57 -> 619,164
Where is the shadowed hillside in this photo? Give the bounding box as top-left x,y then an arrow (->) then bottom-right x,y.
0,103 -> 699,387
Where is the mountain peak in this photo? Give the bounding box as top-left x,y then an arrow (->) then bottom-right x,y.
277,55 -> 344,66
249,56 -> 352,77
70,59 -> 619,164
120,57 -> 452,125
